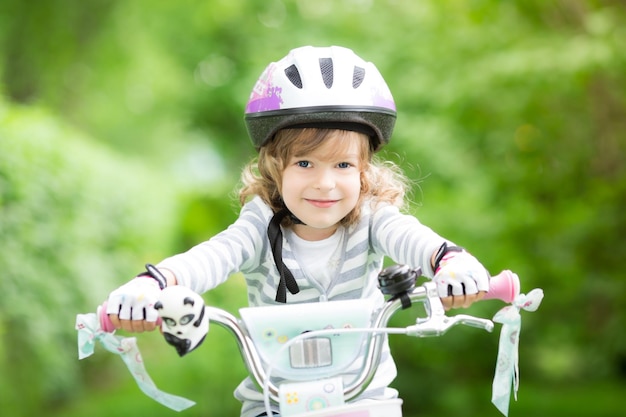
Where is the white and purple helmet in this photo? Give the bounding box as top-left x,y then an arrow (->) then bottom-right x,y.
244,46 -> 396,151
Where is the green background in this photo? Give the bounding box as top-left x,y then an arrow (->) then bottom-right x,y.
1,1 -> 624,416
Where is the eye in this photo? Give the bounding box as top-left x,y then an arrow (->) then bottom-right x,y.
296,160 -> 311,168
179,314 -> 195,325
163,317 -> 176,327
337,162 -> 352,169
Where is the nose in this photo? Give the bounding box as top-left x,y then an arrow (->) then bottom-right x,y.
314,167 -> 335,191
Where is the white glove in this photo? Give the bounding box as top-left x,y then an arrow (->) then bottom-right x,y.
433,244 -> 490,298
105,277 -> 162,322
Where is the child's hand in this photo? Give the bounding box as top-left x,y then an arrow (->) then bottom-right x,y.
433,247 -> 490,310
105,277 -> 162,333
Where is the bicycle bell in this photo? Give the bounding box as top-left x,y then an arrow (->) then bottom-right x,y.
378,264 -> 422,308
154,286 -> 209,357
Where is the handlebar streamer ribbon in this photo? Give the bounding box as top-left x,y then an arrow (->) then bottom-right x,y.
75,312 -> 195,412
491,288 -> 543,416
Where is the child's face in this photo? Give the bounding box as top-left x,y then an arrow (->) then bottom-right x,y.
282,130 -> 364,241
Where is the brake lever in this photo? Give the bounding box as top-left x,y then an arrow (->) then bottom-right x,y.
405,281 -> 494,337
450,314 -> 494,332
406,312 -> 495,337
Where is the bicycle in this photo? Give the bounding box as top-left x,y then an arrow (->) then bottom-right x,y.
76,264 -> 542,417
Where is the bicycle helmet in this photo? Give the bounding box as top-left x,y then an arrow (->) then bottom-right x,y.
244,45 -> 396,151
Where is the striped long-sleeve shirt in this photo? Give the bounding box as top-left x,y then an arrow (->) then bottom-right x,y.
158,196 -> 447,416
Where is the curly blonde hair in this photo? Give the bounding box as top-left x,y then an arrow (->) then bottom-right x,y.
238,128 -> 409,226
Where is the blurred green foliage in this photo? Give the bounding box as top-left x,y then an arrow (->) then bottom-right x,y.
0,99 -> 182,416
1,0 -> 625,416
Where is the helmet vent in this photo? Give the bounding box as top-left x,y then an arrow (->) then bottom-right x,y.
353,66 -> 365,88
284,65 -> 303,89
319,58 -> 334,88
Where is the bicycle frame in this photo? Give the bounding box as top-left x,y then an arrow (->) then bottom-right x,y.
209,279 -> 503,405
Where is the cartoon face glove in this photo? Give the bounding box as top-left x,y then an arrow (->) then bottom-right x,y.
433,242 -> 490,298
154,286 -> 209,357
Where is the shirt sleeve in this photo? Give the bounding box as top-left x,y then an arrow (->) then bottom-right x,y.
157,197 -> 271,293
369,204 -> 450,278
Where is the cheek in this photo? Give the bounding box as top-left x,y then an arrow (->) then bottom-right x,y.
280,171 -> 299,200
345,173 -> 362,197
280,172 -> 291,194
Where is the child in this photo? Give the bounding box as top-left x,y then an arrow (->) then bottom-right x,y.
106,45 -> 490,417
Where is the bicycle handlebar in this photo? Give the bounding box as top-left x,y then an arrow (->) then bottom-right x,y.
98,270 -> 518,331
97,270 -> 519,404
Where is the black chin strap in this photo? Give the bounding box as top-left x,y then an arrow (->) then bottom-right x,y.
267,208 -> 300,303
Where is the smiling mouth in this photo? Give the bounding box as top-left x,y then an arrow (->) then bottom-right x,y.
306,199 -> 338,208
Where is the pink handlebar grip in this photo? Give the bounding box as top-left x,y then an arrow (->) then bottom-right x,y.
98,301 -> 116,332
483,270 -> 520,303
98,301 -> 162,333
